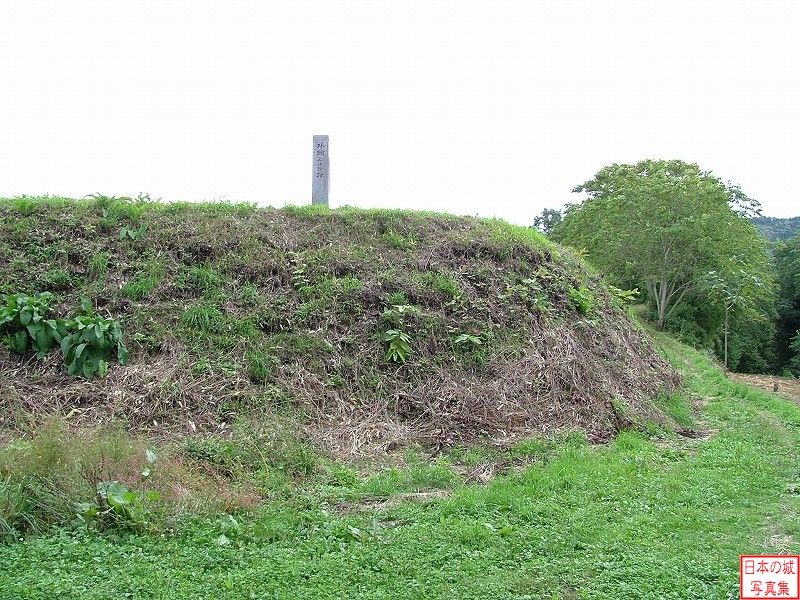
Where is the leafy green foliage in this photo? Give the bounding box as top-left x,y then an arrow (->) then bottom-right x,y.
60,313 -> 129,378
787,332 -> 800,375
750,215 -> 800,242
532,207 -> 562,234
381,303 -> 420,324
383,329 -> 412,363
0,293 -> 67,358
551,160 -> 778,371
11,196 -> 38,216
74,448 -> 160,531
498,276 -> 550,311
774,233 -> 800,375
87,193 -> 152,240
452,331 -> 488,368
289,253 -> 311,294
380,304 -> 419,363
453,333 -> 482,347
706,265 -> 770,370
608,285 -> 639,304
119,222 -> 149,241
74,480 -> 160,530
568,286 -> 593,315
553,159 -> 771,333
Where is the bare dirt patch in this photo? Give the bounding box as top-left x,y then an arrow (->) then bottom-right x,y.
729,373 -> 800,406
335,490 -> 451,516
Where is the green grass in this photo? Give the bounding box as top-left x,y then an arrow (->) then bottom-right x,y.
1,336 -> 798,599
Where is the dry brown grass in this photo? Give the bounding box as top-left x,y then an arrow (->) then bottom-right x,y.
729,372 -> 800,406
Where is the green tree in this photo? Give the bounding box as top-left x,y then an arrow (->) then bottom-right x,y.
726,304 -> 776,373
706,264 -> 767,371
552,159 -> 769,331
773,232 -> 800,374
787,333 -> 800,375
533,208 -> 562,234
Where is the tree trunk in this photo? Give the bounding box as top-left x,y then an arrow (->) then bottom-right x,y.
724,308 -> 729,372
657,278 -> 668,330
650,287 -> 667,330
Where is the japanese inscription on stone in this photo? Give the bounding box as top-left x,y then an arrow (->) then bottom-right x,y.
312,135 -> 329,205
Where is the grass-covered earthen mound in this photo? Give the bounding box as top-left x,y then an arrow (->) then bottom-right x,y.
0,196 -> 678,451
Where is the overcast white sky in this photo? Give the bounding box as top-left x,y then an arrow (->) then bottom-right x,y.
1,1 -> 797,224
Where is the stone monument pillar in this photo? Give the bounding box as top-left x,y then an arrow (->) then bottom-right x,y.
312,135 -> 329,205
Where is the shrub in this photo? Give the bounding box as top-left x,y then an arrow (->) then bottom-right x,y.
61,314 -> 130,378
568,286 -> 594,315
0,292 -> 66,357
74,480 -> 160,531
1,294 -> 129,377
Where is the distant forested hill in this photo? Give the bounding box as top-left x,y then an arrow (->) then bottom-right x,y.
751,216 -> 800,241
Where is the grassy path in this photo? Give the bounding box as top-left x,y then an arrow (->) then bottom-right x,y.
1,339 -> 799,599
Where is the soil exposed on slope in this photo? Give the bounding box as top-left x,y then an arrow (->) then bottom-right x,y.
729,373 -> 800,406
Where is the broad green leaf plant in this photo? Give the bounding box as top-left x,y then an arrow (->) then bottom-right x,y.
380,304 -> 420,364
0,293 -> 67,358
1,293 -> 129,378
60,299 -> 129,378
